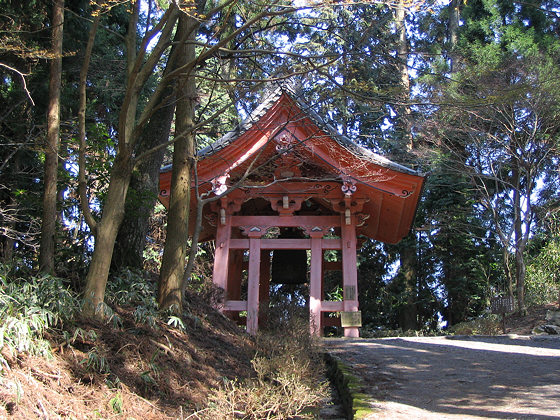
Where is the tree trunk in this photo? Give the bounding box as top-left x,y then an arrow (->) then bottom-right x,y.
78,13 -> 100,234
0,197 -> 15,263
512,165 -> 527,314
502,247 -> 514,298
448,0 -> 460,48
83,154 -> 132,316
447,0 -> 460,71
112,83 -> 175,271
80,3 -> 179,318
39,0 -> 64,274
158,12 -> 200,312
515,248 -> 527,315
181,196 -> 204,296
112,5 -> 182,271
394,0 -> 413,152
393,0 -> 417,330
399,234 -> 418,330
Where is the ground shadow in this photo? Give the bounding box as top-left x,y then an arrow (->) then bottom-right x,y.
326,336 -> 560,419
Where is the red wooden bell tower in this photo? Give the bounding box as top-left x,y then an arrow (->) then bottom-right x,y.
159,85 -> 425,337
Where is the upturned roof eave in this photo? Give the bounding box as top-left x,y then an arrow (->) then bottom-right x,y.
159,85 -> 285,175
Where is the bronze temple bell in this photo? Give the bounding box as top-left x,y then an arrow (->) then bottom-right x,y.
271,228 -> 308,284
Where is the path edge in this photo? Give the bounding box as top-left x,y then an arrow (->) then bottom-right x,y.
324,352 -> 378,420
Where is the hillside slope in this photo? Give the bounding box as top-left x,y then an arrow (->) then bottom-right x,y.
0,292 -> 255,419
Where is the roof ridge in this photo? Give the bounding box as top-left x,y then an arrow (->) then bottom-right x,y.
290,94 -> 422,176
163,83 -> 423,177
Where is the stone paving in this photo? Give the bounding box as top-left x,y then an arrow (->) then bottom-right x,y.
325,335 -> 560,419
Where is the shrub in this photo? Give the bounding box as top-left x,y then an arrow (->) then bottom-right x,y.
198,305 -> 328,419
107,268 -> 196,332
525,238 -> 560,307
0,265 -> 80,370
106,268 -> 156,307
523,219 -> 560,307
448,314 -> 501,335
203,358 -> 327,420
525,274 -> 559,308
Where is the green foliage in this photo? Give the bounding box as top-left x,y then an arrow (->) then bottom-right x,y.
80,346 -> 110,374
448,314 -> 501,336
62,327 -> 98,347
106,268 -> 156,307
105,374 -> 121,390
418,0 -> 560,321
326,285 -> 343,302
108,392 -> 123,414
107,268 -> 194,332
106,268 -> 161,327
140,349 -> 161,386
132,304 -> 159,329
525,234 -> 560,307
0,0 -> 559,341
167,315 -> 186,331
0,264 -> 80,370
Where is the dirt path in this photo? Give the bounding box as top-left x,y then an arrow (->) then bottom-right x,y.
325,336 -> 560,419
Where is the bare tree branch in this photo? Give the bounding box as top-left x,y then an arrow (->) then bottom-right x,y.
0,62 -> 34,105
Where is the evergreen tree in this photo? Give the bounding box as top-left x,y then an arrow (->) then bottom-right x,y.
420,0 -> 560,314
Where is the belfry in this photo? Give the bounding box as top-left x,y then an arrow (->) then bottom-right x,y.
159,85 -> 425,337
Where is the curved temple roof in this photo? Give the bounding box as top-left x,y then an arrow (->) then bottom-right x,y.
159,84 -> 426,244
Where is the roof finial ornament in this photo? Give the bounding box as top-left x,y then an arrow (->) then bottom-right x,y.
268,72 -> 302,97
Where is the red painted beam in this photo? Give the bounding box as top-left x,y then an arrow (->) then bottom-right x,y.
230,215 -> 341,228
229,238 -> 342,250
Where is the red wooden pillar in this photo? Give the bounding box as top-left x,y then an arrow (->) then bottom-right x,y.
309,232 -> 323,336
247,233 -> 262,335
341,215 -> 360,337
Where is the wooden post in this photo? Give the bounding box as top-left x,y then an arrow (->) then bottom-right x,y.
341,216 -> 359,337
310,234 -> 323,336
247,236 -> 261,334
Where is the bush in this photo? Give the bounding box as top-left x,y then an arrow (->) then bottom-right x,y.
0,265 -> 80,370
525,239 -> 560,307
525,275 -> 559,308
106,268 -> 199,332
448,314 -> 501,335
198,306 -> 328,419
106,268 -> 156,307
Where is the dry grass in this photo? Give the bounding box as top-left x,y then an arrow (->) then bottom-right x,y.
0,294 -> 256,419
196,305 -> 329,420
449,314 -> 502,336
